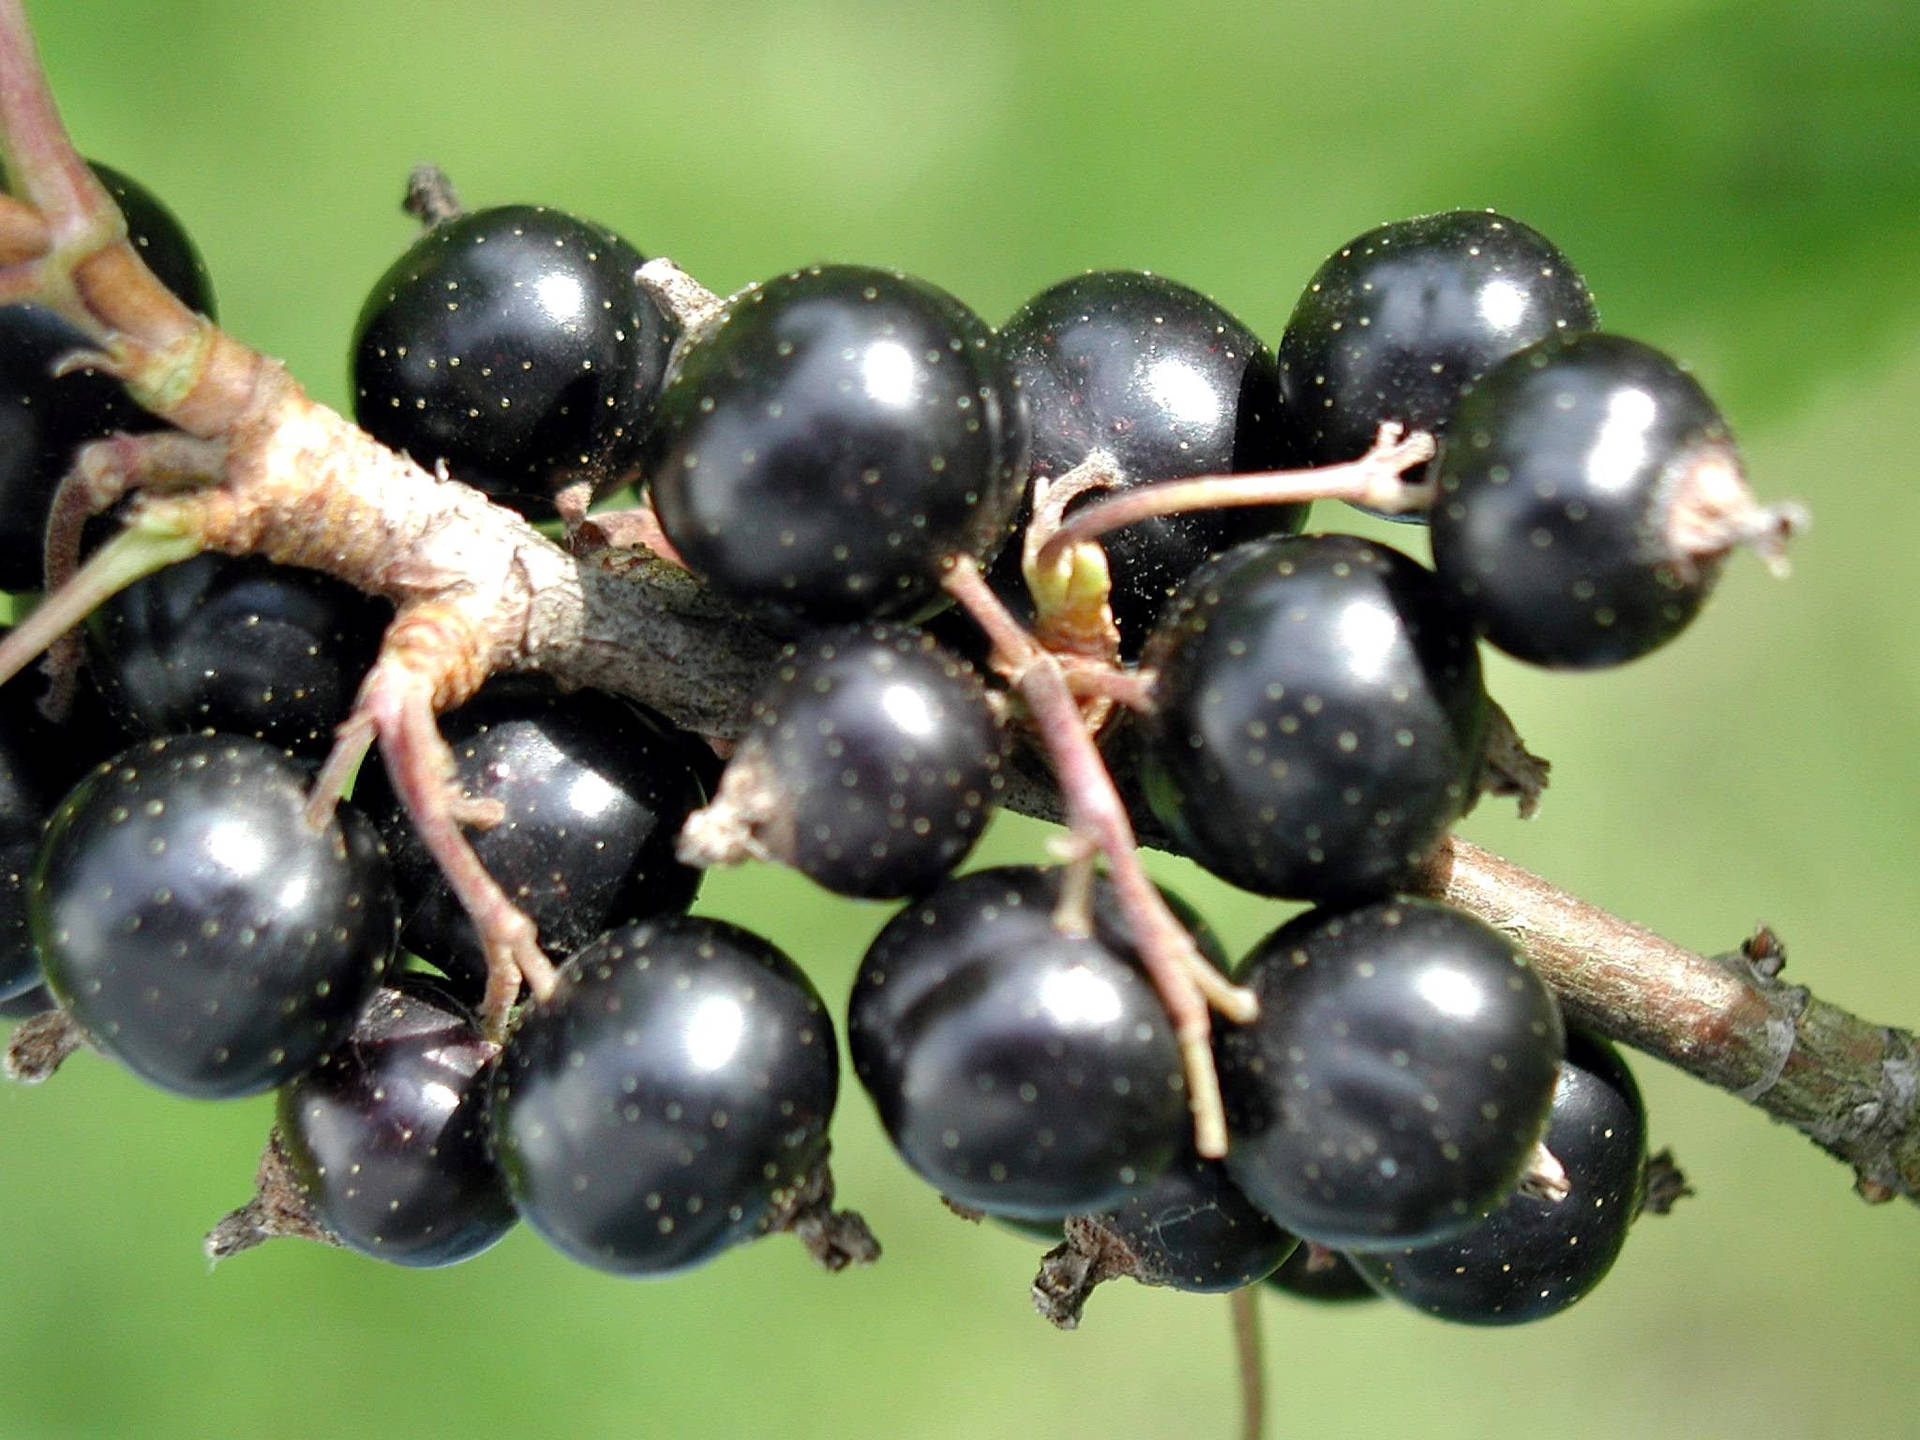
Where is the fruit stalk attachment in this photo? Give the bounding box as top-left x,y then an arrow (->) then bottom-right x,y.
943,555 -> 1255,1158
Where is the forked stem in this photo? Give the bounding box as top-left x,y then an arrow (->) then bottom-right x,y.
943,555 -> 1255,1158
326,657 -> 560,1034
1035,422 -> 1437,574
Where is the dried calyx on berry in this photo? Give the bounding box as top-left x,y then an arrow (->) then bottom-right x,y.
1428,330 -> 1805,668
678,623 -> 1008,899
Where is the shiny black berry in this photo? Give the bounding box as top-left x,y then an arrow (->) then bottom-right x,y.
86,552 -> 391,759
991,270 -> 1308,652
0,642 -> 133,999
1218,898 -> 1564,1250
1350,1029 -> 1647,1323
1428,332 -> 1741,667
848,865 -> 1189,1219
351,204 -> 676,520
492,915 -> 839,1276
0,161 -> 217,588
682,625 -> 1007,898
647,264 -> 1028,626
1278,210 -> 1596,490
1093,1141 -> 1301,1293
276,975 -> 516,1267
0,661 -> 97,998
1139,533 -> 1488,902
29,733 -> 399,1098
354,676 -> 707,1002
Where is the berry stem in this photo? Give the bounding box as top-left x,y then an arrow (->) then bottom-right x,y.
943,556 -> 1255,1158
1033,421 -> 1437,574
1229,1286 -> 1266,1440
349,661 -> 561,1031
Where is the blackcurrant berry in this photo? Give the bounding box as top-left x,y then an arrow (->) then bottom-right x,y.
0,653 -> 107,998
991,270 -> 1308,653
1138,533 -> 1488,902
1104,1145 -> 1299,1293
0,161 -> 217,588
85,551 -> 391,759
354,675 -> 707,1002
351,204 -> 676,520
1349,1029 -> 1647,1323
681,624 -> 1007,898
0,637 -> 132,999
1032,1130 -> 1300,1329
491,915 -> 840,1276
29,733 -> 399,1098
1218,898 -> 1564,1250
647,264 -> 1028,626
276,974 -> 516,1267
1278,210 -> 1596,494
1428,331 -> 1742,667
848,865 -> 1189,1219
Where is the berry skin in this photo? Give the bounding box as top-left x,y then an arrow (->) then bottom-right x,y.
1428,331 -> 1741,667
492,915 -> 840,1276
86,552 -> 391,759
351,204 -> 676,520
276,975 -> 516,1267
0,161 -> 217,588
647,264 -> 1028,626
0,636 -> 129,999
992,269 -> 1308,653
1349,1029 -> 1647,1323
354,676 -> 708,1003
1278,210 -> 1596,486
682,624 -> 1007,899
1138,532 -> 1488,902
1218,898 -> 1564,1251
29,734 -> 399,1098
848,866 -> 1189,1219
1087,1141 -> 1301,1293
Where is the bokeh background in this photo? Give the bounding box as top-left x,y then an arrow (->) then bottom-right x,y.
4,1 -> 1918,1436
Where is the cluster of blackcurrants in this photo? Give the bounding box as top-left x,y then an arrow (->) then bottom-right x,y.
2,161 -> 1758,1325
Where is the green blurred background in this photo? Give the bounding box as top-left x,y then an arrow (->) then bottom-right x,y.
4,1 -> 1918,1436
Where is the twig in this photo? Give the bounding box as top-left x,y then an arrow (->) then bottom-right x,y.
1420,838 -> 1920,1203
